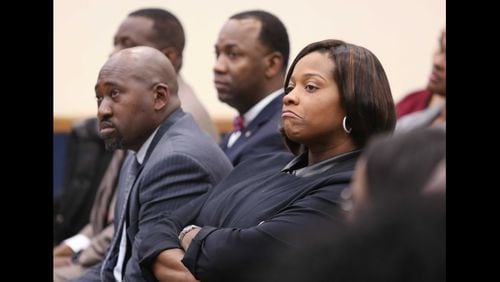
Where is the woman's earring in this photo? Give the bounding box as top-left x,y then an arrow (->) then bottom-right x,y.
343,116 -> 352,134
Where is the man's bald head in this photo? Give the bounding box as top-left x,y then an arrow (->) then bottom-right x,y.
95,46 -> 181,151
103,46 -> 178,96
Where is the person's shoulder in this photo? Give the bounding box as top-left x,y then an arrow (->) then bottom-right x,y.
163,112 -> 210,140
396,89 -> 433,118
220,152 -> 293,185
262,151 -> 295,163
158,125 -> 225,158
236,152 -> 294,170
154,116 -> 231,165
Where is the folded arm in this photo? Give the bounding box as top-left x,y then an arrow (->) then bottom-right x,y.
138,190 -> 210,280
181,184 -> 348,281
127,154 -> 215,280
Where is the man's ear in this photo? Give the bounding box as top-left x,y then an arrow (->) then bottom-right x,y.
153,83 -> 170,111
264,51 -> 284,78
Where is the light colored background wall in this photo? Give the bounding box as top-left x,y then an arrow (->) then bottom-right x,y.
54,0 -> 445,121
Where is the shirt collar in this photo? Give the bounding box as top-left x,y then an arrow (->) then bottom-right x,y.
242,89 -> 283,126
282,149 -> 361,177
134,126 -> 160,165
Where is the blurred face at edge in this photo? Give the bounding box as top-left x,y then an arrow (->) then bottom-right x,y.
426,30 -> 446,96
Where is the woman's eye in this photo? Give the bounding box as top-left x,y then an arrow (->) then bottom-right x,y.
305,84 -> 317,92
285,85 -> 294,94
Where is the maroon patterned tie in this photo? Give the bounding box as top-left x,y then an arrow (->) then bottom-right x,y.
232,115 -> 245,132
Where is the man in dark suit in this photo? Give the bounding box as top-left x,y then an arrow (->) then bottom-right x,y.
214,10 -> 292,165
54,8 -> 224,281
74,46 -> 233,281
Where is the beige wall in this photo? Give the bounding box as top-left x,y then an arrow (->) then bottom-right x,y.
54,0 -> 445,121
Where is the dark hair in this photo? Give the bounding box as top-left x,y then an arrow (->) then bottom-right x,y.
230,10 -> 290,70
363,127 -> 446,202
129,8 -> 185,54
282,39 -> 396,151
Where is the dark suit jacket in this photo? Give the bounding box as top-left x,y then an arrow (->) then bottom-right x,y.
138,151 -> 360,282
220,92 -> 291,166
77,109 -> 233,282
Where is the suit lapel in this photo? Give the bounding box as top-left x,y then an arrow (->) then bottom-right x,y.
101,108 -> 186,279
226,93 -> 284,153
143,108 -> 184,165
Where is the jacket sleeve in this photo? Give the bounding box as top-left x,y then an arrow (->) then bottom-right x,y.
78,223 -> 93,238
77,224 -> 114,267
125,153 -> 216,281
137,191 -> 210,276
182,182 -> 348,282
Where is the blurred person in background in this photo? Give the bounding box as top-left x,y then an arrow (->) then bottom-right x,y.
396,29 -> 446,132
214,10 -> 292,165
